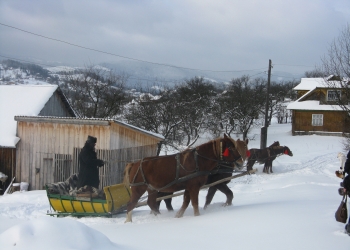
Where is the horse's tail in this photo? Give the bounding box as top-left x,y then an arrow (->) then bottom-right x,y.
123,163 -> 132,187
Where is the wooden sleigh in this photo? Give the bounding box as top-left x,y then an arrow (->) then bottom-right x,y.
46,183 -> 131,217
46,168 -> 257,218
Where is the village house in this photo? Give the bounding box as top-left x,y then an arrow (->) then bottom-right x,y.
0,84 -> 76,193
287,76 -> 350,136
0,85 -> 163,193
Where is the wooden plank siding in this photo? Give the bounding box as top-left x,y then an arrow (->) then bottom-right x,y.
0,148 -> 16,194
291,110 -> 350,135
14,117 -> 162,190
39,88 -> 76,117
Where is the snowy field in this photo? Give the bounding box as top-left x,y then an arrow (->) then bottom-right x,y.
0,122 -> 349,249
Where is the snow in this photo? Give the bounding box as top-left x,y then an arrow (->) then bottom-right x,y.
0,85 -> 58,147
287,100 -> 343,111
293,78 -> 345,91
0,122 -> 349,249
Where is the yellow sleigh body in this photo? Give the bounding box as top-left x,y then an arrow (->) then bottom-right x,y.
46,183 -> 131,217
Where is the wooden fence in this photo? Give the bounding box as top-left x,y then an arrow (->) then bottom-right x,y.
52,144 -> 158,188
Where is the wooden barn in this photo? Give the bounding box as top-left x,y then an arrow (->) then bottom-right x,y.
287,77 -> 350,136
14,116 -> 163,190
0,85 -> 76,193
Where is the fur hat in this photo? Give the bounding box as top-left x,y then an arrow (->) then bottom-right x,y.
87,135 -> 97,144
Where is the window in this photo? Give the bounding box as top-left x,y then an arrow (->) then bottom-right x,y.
327,90 -> 341,101
312,114 -> 323,126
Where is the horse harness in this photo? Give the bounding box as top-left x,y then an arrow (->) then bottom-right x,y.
130,140 -> 244,192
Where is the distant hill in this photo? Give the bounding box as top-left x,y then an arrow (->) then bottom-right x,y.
0,59 -> 303,88
101,59 -> 303,87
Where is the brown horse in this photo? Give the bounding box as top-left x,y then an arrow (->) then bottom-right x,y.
247,143 -> 293,173
123,134 -> 249,222
157,138 -> 250,211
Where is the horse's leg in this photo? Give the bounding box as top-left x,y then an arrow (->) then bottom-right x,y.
264,160 -> 271,174
175,189 -> 191,218
164,197 -> 174,211
216,184 -> 233,207
189,186 -> 201,216
270,159 -> 276,173
125,185 -> 147,223
263,162 -> 267,173
147,190 -> 161,215
204,186 -> 218,209
156,192 -> 162,211
156,192 -> 174,211
247,159 -> 256,171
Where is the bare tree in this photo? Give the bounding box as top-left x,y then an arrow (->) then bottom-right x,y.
304,69 -> 326,78
171,77 -> 217,148
321,24 -> 350,149
61,66 -> 129,118
214,76 -> 266,140
321,24 -> 350,113
123,85 -> 183,154
321,24 -> 350,79
269,80 -> 298,124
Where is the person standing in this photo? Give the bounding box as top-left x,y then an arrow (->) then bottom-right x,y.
342,150 -> 350,235
77,136 -> 104,189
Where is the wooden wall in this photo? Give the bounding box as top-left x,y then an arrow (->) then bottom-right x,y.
109,122 -> 162,149
15,118 -> 161,190
292,110 -> 350,135
39,90 -> 75,117
0,148 -> 16,194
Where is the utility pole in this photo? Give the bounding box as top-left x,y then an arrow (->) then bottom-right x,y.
260,59 -> 272,149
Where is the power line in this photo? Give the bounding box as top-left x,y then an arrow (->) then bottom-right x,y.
0,22 -> 267,73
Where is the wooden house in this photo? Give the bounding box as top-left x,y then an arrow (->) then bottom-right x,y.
0,85 -> 76,193
287,77 -> 350,136
14,116 -> 163,190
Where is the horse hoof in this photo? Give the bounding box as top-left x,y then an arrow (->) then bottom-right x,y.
175,211 -> 184,218
222,203 -> 232,207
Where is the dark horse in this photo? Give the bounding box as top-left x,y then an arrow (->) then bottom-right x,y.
247,142 -> 293,174
157,137 -> 250,211
123,134 -> 249,222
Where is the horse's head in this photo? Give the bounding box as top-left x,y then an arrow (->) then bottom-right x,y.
222,134 -> 249,169
283,146 -> 293,156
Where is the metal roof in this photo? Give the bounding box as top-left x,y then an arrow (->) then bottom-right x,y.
14,116 -> 164,140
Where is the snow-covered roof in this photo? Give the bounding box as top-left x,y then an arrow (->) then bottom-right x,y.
0,85 -> 58,147
293,77 -> 345,91
287,100 -> 343,111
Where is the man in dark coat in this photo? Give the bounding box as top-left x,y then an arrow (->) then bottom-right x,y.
77,136 -> 104,189
344,150 -> 350,175
342,150 -> 350,235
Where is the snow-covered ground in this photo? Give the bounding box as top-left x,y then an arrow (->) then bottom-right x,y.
0,122 -> 349,249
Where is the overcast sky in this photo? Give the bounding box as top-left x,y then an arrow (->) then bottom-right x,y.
1,0 -> 350,79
